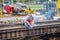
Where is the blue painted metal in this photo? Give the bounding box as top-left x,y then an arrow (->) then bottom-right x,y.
4,1 -> 10,4
44,2 -> 56,20
44,2 -> 56,12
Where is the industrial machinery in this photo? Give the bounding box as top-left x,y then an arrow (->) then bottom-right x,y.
4,4 -> 14,15
14,3 -> 36,15
44,1 -> 56,20
14,3 -> 26,15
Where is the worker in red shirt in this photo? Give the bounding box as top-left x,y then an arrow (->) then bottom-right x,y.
5,5 -> 12,14
24,14 -> 34,28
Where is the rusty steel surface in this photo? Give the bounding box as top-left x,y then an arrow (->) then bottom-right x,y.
0,19 -> 60,40
0,24 -> 60,40
0,20 -> 60,30
0,25 -> 60,40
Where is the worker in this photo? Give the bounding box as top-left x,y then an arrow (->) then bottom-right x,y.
24,13 -> 34,28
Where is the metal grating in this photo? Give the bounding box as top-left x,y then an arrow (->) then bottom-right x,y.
0,24 -> 60,40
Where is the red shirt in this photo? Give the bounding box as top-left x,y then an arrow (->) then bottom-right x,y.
27,19 -> 32,23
